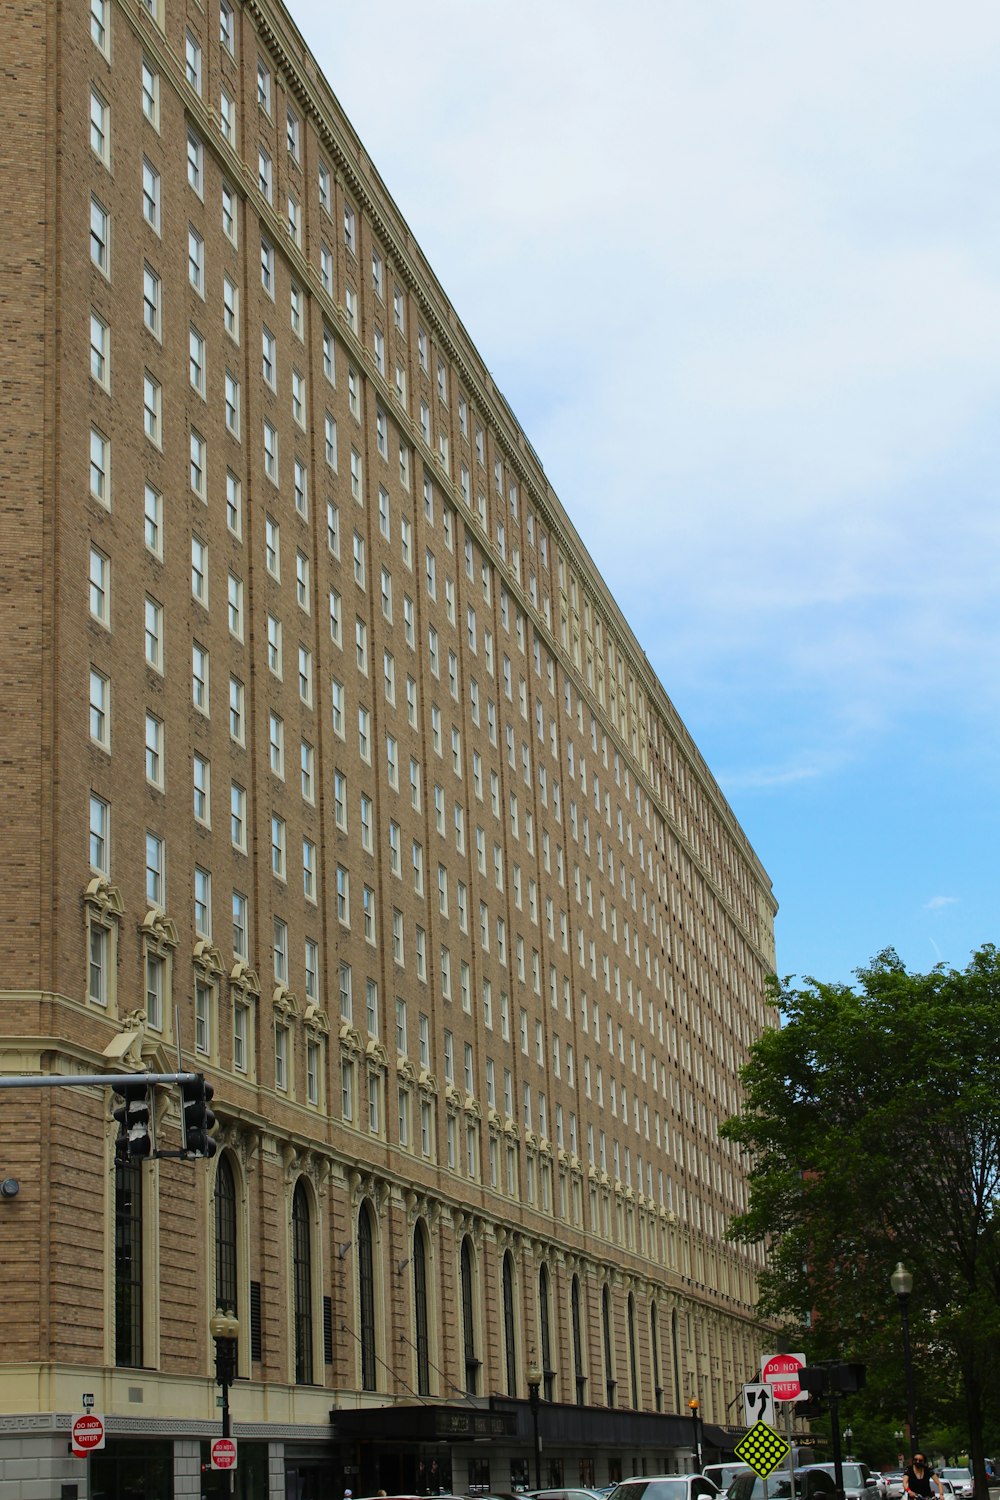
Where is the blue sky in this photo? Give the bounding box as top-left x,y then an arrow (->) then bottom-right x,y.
291,0 -> 1000,986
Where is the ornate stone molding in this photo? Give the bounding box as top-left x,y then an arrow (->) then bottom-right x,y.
84,875 -> 124,921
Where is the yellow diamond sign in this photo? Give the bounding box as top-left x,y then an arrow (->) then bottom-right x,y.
734,1418 -> 791,1479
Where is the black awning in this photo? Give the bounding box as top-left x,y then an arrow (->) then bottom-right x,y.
332,1399 -> 738,1456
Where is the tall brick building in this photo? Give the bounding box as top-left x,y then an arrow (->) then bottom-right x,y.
0,0 -> 778,1494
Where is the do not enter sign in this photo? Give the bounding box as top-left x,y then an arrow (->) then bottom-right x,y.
761,1352 -> 807,1402
211,1437 -> 238,1471
71,1413 -> 106,1457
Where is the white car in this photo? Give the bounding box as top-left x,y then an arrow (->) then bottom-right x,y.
608,1476 -> 721,1500
940,1472 -> 973,1500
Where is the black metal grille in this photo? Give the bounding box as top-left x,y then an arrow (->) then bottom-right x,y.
292,1182 -> 313,1384
114,1161 -> 143,1368
358,1204 -> 376,1391
214,1155 -> 238,1315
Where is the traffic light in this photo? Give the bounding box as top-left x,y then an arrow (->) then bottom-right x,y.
181,1074 -> 217,1157
112,1079 -> 153,1164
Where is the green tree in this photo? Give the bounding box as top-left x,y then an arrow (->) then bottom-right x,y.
722,946 -> 1000,1496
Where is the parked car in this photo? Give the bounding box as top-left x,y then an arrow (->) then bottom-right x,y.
941,1472 -> 973,1500
728,1470 -> 837,1500
525,1490 -> 607,1500
883,1476 -> 906,1500
799,1464 -> 881,1500
608,1475 -> 721,1500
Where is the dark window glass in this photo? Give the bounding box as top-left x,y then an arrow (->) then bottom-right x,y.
214,1154 -> 238,1314
462,1236 -> 478,1393
539,1265 -> 553,1400
602,1284 -> 615,1405
115,1161 -> 143,1367
413,1224 -> 430,1394
628,1292 -> 639,1408
572,1275 -> 585,1403
502,1251 -> 517,1396
650,1300 -> 662,1410
292,1181 -> 313,1383
359,1203 -> 376,1390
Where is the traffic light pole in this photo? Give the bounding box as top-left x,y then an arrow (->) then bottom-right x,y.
0,1072 -> 201,1090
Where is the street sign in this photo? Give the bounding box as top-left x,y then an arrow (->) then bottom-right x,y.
734,1419 -> 791,1479
761,1352 -> 807,1402
71,1413 -> 106,1457
742,1382 -> 776,1428
211,1437 -> 238,1471
81,1393 -> 95,1409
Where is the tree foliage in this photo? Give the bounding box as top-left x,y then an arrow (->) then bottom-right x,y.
722,946 -> 1000,1489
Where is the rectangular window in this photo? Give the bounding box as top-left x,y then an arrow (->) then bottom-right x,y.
188,226 -> 204,292
194,866 -> 212,936
90,88 -> 109,165
185,32 -> 202,95
141,161 -> 160,232
144,712 -> 163,788
141,60 -> 159,124
89,794 -> 109,874
89,669 -> 110,749
143,595 -> 162,669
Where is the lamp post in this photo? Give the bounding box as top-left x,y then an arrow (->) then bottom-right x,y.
895,1432 -> 906,1466
211,1307 -> 240,1493
890,1262 -> 917,1458
527,1361 -> 543,1490
843,1428 -> 853,1459
688,1397 -> 702,1472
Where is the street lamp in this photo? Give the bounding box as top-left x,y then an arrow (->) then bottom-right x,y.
211,1306 -> 240,1492
688,1397 -> 703,1472
843,1428 -> 853,1458
526,1361 -> 543,1490
890,1262 -> 917,1458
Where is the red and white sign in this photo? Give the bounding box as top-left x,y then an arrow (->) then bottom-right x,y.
761,1352 -> 807,1401
211,1437 -> 238,1471
71,1413 -> 106,1457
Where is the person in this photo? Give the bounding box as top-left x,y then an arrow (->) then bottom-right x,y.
905,1456 -> 943,1500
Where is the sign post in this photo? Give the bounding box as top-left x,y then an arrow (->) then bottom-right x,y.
761,1353 -> 807,1500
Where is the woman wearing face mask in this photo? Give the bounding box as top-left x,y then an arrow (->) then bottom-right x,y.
905,1456 -> 943,1500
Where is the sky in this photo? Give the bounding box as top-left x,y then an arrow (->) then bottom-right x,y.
289,0 -> 1000,987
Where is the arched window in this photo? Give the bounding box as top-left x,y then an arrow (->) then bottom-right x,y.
539,1264 -> 553,1400
602,1283 -> 615,1406
461,1236 -> 479,1394
413,1222 -> 430,1395
358,1202 -> 377,1390
502,1251 -> 517,1397
292,1180 -> 313,1384
650,1300 -> 663,1411
627,1291 -> 639,1409
671,1305 -> 682,1413
571,1275 -> 585,1404
214,1154 -> 238,1315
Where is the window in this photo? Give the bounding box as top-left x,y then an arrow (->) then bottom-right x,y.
227,573 -> 243,639
343,203 -> 356,253
298,646 -> 313,705
268,712 -> 284,776
273,918 -> 288,981
263,420 -> 278,482
301,740 -> 315,802
188,226 -> 204,293
265,515 -> 280,577
89,669 -> 109,749
89,794 -> 109,874
141,159 -> 162,234
230,783 -> 246,851
194,866 -> 212,936
185,31 -> 202,94
222,274 -> 239,340
142,264 -> 161,337
142,373 -> 161,445
90,428 -> 110,506
191,535 -> 208,603
145,832 -> 164,907
266,614 -> 282,676
90,196 -> 110,275
91,0 -> 108,52
220,0 -> 235,54
286,107 -> 300,161
143,596 -> 162,669
318,161 -> 331,213
141,60 -> 159,125
220,89 -> 236,145
256,58 -> 271,114
260,237 -> 274,296
271,815 -> 286,879
192,643 -> 209,713
90,89 -> 109,165
296,551 -> 310,611
224,371 -> 240,435
257,146 -> 272,203
188,326 -> 206,395
229,676 -> 245,743
222,182 -> 237,244
187,129 -> 204,196
261,326 -> 276,387
89,548 -> 110,626
393,284 -> 405,330
292,371 -> 305,427
144,713 -> 163,787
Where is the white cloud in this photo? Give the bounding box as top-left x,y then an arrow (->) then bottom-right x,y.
924,896 -> 959,911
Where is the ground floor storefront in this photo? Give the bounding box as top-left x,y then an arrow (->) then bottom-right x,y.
0,1403 -> 738,1499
